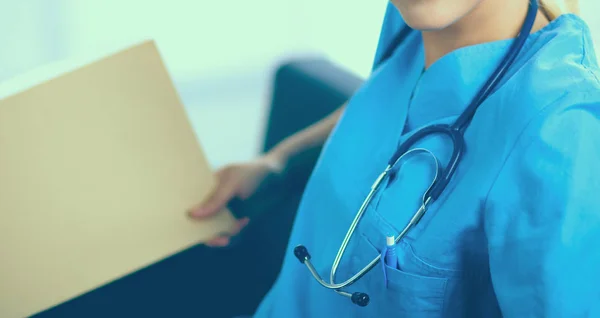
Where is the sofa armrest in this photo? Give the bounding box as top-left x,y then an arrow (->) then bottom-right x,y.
230,58 -> 363,220
262,58 -> 364,152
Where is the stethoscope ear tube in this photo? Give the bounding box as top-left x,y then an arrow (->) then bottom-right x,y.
294,245 -> 311,263
388,125 -> 464,203
293,0 -> 540,306
294,245 -> 371,307
425,127 -> 465,201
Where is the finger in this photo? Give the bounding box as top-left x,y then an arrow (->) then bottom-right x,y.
236,217 -> 250,232
225,217 -> 250,236
189,182 -> 237,219
216,217 -> 250,236
204,218 -> 250,247
187,168 -> 231,215
205,236 -> 231,247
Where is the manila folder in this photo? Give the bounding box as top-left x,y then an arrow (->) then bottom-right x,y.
0,40 -> 236,318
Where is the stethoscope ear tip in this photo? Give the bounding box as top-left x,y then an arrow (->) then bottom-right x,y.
351,292 -> 370,307
293,245 -> 311,264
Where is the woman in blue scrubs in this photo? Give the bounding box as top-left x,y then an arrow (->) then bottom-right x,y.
191,0 -> 600,316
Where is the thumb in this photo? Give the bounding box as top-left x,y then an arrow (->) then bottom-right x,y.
189,181 -> 236,219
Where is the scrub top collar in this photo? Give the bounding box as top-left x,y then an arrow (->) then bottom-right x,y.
402,13 -> 580,132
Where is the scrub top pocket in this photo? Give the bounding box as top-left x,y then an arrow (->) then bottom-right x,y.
350,233 -> 449,317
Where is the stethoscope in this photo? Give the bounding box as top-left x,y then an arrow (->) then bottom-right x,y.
292,0 -> 539,307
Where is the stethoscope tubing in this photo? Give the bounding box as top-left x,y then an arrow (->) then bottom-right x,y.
293,0 -> 540,307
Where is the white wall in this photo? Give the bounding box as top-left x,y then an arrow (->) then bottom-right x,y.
580,1 -> 600,50
1,0 -> 597,83
1,0 -> 599,166
0,0 -> 387,82
0,1 -> 67,81
0,0 -> 387,167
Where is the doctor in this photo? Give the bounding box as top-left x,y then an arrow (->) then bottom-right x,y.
190,0 -> 600,316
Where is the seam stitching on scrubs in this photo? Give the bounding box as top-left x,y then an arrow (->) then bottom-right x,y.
579,24 -> 587,66
480,92 -> 571,213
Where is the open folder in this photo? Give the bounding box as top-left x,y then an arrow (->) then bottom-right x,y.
0,40 -> 237,318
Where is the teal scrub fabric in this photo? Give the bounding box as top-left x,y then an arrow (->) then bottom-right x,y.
253,3 -> 600,317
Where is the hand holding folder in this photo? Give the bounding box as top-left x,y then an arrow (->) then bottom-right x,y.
0,41 -> 236,318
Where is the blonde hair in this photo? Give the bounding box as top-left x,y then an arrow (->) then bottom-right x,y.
539,0 -> 580,20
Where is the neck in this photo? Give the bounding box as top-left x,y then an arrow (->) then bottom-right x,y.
422,0 -> 549,68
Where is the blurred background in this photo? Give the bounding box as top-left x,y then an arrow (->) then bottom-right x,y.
0,0 -> 599,168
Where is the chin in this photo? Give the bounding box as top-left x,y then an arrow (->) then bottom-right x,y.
390,0 -> 475,31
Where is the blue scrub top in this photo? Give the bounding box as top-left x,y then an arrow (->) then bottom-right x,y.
254,3 -> 600,317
